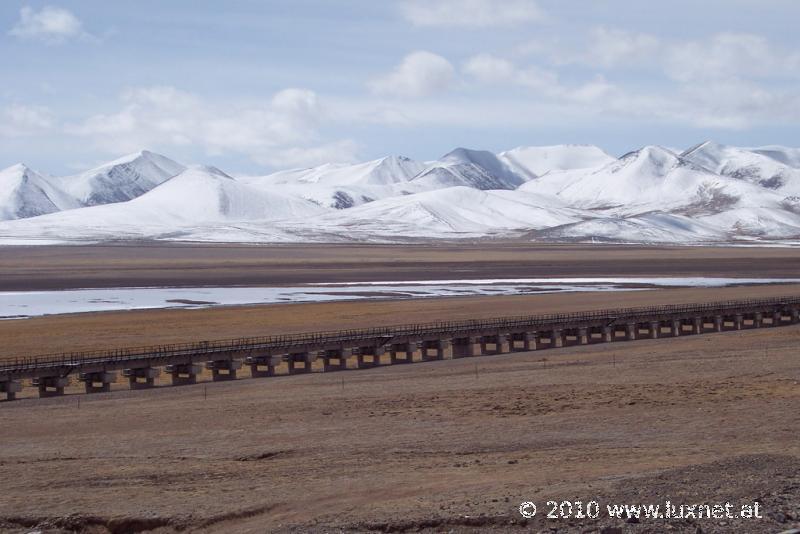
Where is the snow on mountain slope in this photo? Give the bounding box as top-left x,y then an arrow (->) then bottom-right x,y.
750,145 -> 800,169
533,212 -> 727,243
521,145 -> 783,216
315,186 -> 586,237
241,156 -> 426,209
0,166 -> 328,242
0,164 -> 80,220
499,144 -> 616,179
55,150 -> 186,206
404,148 -> 526,193
682,141 -> 800,194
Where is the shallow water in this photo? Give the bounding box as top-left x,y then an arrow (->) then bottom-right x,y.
0,277 -> 797,319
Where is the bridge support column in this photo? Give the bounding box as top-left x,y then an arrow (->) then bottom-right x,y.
753,312 -> 763,328
523,332 -> 539,350
734,314 -> 743,330
123,367 -> 160,389
549,330 -> 563,348
166,364 -> 202,386
390,342 -> 417,363
692,317 -> 702,335
321,349 -> 351,372
79,371 -> 117,393
577,328 -> 589,345
649,322 -> 660,339
246,355 -> 282,377
714,316 -> 723,332
772,311 -> 782,326
0,379 -> 22,401
670,320 -> 681,337
422,339 -> 452,360
357,345 -> 385,368
452,338 -> 479,358
34,376 -> 69,398
791,308 -> 800,324
206,360 -> 242,381
288,352 -> 315,374
625,323 -> 637,341
602,327 -> 613,343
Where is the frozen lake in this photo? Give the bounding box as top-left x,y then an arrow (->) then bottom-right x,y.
1,277 -> 797,319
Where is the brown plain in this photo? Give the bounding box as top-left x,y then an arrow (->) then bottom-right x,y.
1,243 -> 799,533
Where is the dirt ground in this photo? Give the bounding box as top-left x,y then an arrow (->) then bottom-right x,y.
1,244 -> 800,533
2,243 -> 800,290
0,321 -> 798,533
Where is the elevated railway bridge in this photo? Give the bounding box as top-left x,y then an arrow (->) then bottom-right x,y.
1,296 -> 799,401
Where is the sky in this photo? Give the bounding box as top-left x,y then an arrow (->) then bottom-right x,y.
1,0 -> 800,175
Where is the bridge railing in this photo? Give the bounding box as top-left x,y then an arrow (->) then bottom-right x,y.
2,295 -> 798,374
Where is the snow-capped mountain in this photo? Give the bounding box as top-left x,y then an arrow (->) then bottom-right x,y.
521,145 -> 781,216
56,150 -> 185,206
2,141 -> 800,245
241,155 -> 425,209
0,164 -> 80,220
499,144 -> 615,179
681,141 -> 800,195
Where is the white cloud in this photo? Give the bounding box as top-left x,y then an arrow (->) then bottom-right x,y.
462,54 -> 517,83
68,86 -> 358,168
585,27 -> 661,67
400,0 -> 544,28
9,6 -> 89,43
369,51 -> 455,98
665,32 -> 800,82
0,104 -> 54,136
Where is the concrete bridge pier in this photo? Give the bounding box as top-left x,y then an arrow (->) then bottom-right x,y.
0,379 -> 22,401
753,312 -> 763,328
33,376 -> 69,398
451,337 -> 480,358
734,314 -> 744,330
321,348 -> 351,372
714,316 -> 723,332
625,323 -> 637,341
771,311 -> 782,326
791,308 -> 800,323
602,327 -> 613,343
523,332 -> 539,350
692,317 -> 703,335
649,321 -> 660,339
357,345 -> 385,368
577,327 -> 589,345
123,367 -> 160,389
246,355 -> 282,377
670,319 -> 681,337
288,352 -> 316,374
421,339 -> 452,361
165,364 -> 202,386
390,342 -> 417,363
78,371 -> 117,393
206,359 -> 242,381
480,334 -> 509,355
548,330 -> 563,348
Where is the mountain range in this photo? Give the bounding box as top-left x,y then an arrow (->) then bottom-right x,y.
2,141 -> 800,245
